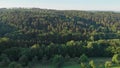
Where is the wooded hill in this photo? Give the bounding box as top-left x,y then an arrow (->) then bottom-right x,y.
0,8 -> 120,65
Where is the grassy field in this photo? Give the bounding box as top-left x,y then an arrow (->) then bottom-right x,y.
1,58 -> 120,68
33,65 -> 119,68
30,57 -> 120,68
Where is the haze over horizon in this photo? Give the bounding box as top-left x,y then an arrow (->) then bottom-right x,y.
0,0 -> 120,11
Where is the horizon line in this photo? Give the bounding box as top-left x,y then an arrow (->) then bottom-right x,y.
0,7 -> 120,12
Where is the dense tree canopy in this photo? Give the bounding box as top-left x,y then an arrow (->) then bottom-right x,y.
0,8 -> 120,67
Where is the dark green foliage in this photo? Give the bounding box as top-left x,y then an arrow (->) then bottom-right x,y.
64,54 -> 70,61
27,62 -> 33,68
32,56 -> 38,65
0,54 -> 10,66
79,54 -> 88,63
3,47 -> 22,61
8,62 -> 22,68
41,55 -> 48,64
52,55 -> 64,68
19,55 -> 28,66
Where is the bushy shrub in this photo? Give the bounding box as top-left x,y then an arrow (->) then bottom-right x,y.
112,54 -> 120,64
88,60 -> 96,68
105,61 -> 112,68
19,55 -> 28,66
8,62 -> 22,68
80,62 -> 86,68
79,54 -> 88,63
41,55 -> 48,64
32,56 -> 38,63
52,55 -> 64,68
0,54 -> 10,66
64,54 -> 70,61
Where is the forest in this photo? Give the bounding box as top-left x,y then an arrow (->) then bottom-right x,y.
0,8 -> 120,68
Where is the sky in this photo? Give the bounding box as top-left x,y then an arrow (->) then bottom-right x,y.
0,0 -> 120,11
